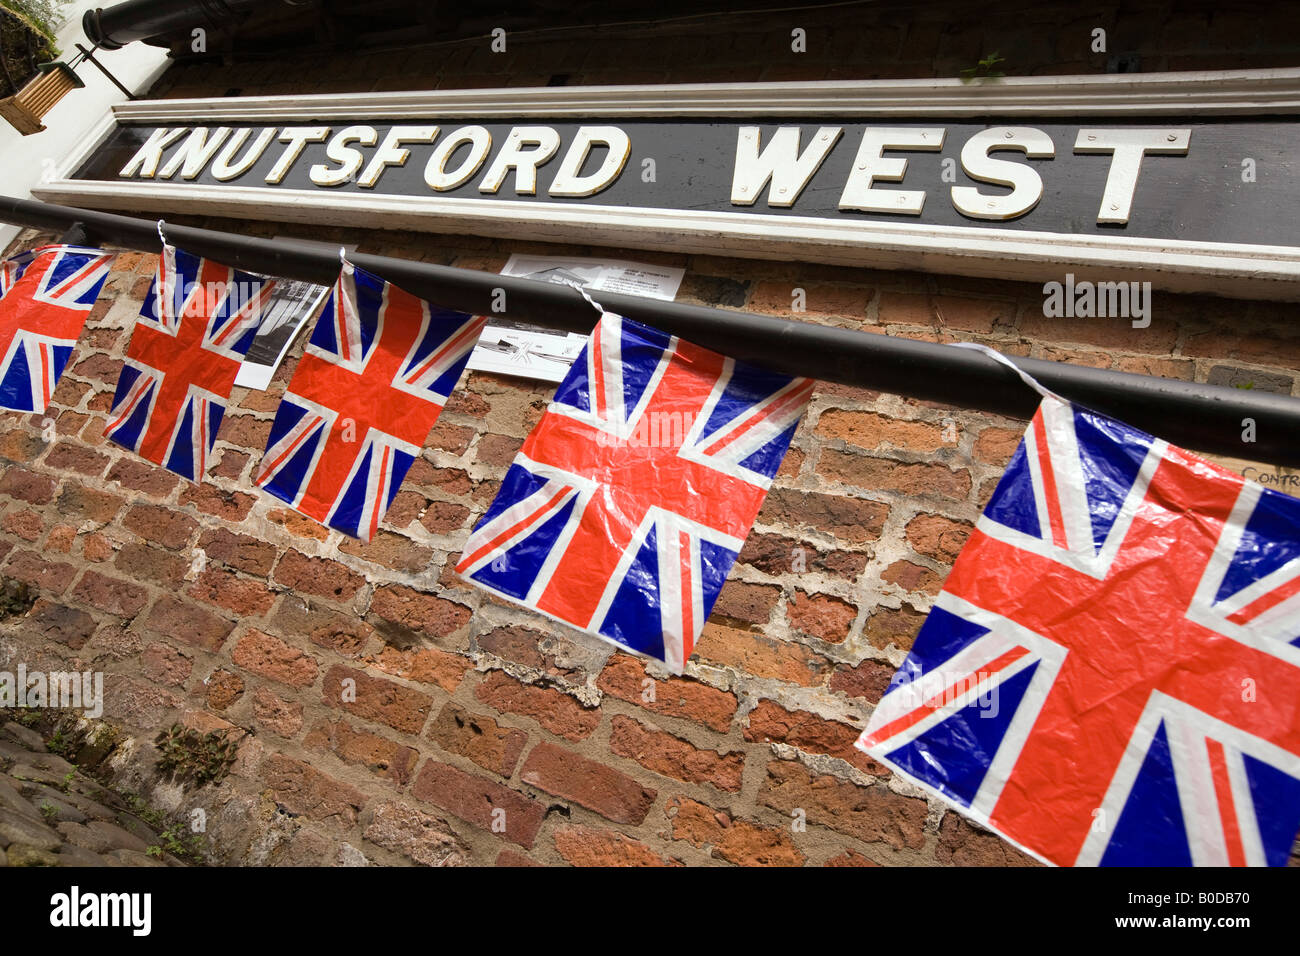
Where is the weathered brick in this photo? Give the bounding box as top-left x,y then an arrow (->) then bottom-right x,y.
4,550 -> 77,594
206,669 -> 244,710
935,811 -> 1041,866
749,280 -> 868,318
141,642 -> 192,686
786,590 -> 857,643
339,530 -> 435,573
696,622 -> 830,686
759,488 -> 888,543
520,741 -> 657,825
363,801 -> 468,866
609,715 -> 744,791
43,443 -> 110,477
411,760 -> 545,847
829,658 -> 896,704
1,509 -> 43,541
475,670 -> 600,741
145,595 -> 235,652
197,528 -> 276,575
475,433 -> 525,467
428,420 -> 475,456
267,507 -> 330,541
710,580 -> 780,627
817,450 -> 972,500
597,653 -> 737,733
24,601 -> 96,650
262,754 -> 365,826
744,700 -> 883,775
368,584 -> 470,636
667,796 -> 804,866
0,468 -> 56,504
274,597 -> 374,658
476,624 -> 584,680
878,292 -> 1011,334
363,645 -> 469,693
554,824 -> 672,867
56,485 -> 125,524
252,686 -> 304,738
274,550 -> 365,601
880,559 -> 943,595
179,483 -> 256,521
232,630 -> 319,687
122,504 -> 198,550
322,664 -> 434,735
419,500 -> 471,535
864,603 -> 927,652
187,567 -> 276,616
70,570 -> 148,618
816,409 -> 945,453
428,703 -> 527,777
114,542 -> 187,587
758,760 -> 926,850
218,414 -> 273,451
973,426 -> 1024,465
0,429 -> 45,464
305,719 -> 418,785
825,850 -> 880,866
738,532 -> 868,581
905,514 -> 973,564
210,449 -> 250,480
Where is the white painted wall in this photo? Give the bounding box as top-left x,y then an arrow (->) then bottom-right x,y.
0,0 -> 170,249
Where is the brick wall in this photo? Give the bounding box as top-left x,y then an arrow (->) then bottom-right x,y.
2,2 -> 1297,866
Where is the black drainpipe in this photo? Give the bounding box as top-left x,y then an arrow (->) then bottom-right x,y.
82,0 -> 304,51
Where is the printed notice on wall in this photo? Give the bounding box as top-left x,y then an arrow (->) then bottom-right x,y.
467,255 -> 685,383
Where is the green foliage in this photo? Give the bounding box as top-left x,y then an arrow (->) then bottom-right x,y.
961,52 -> 1006,83
147,822 -> 208,864
39,801 -> 57,824
0,2 -> 61,98
0,577 -> 34,618
154,724 -> 241,788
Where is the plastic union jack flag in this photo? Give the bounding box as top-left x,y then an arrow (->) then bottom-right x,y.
0,244 -> 113,413
857,395 -> 1300,866
457,312 -> 812,673
256,259 -> 483,541
105,245 -> 274,481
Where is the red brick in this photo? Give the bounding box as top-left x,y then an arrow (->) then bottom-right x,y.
339,531 -> 435,573
0,467 -> 57,504
45,524 -> 75,552
262,753 -> 365,826
475,670 -> 600,741
81,533 -> 113,563
141,642 -> 192,686
710,579 -> 780,627
322,664 -> 434,735
428,702 -> 528,777
495,849 -> 541,867
363,645 -> 469,693
419,500 -> 471,535
179,483 -> 256,521
475,624 -> 585,681
787,590 -> 857,643
206,669 -> 245,710
610,715 -> 744,791
696,622 -> 831,686
305,719 -> 418,785
935,811 -> 1042,866
598,653 -> 737,733
865,603 -> 927,652
187,567 -> 276,616
2,509 -> 43,541
878,292 -> 1011,334
274,597 -> 374,658
667,796 -> 804,866
218,414 -> 273,451
973,426 -> 1025,465
3,549 -> 77,594
825,850 -> 880,866
274,550 -> 365,601
411,760 -> 545,847
0,430 -> 45,464
267,507 -> 330,541
816,409 -> 945,452
817,450 -> 971,500
428,420 -> 475,455
232,629 -> 319,687
520,741 -> 657,825
71,570 -> 149,618
758,760 -> 926,850
210,449 -> 250,480
749,280 -> 868,319
69,352 -> 122,384
252,686 -> 304,738
829,658 -> 896,704
146,595 -> 235,652
114,541 -> 187,587
759,488 -> 888,543
554,825 -> 672,867
739,532 -> 868,581
881,559 -> 944,595
195,528 -> 276,576
475,433 -> 525,466
106,458 -> 180,496
122,504 -> 198,550
905,514 -> 973,564
24,600 -> 96,650
363,801 -> 467,866
43,443 -> 110,477
745,700 -> 883,775
368,584 -> 470,636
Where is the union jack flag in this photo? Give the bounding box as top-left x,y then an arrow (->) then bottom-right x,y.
0,244 -> 113,413
105,245 -> 274,481
256,259 -> 483,540
857,395 -> 1300,866
457,312 -> 812,673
